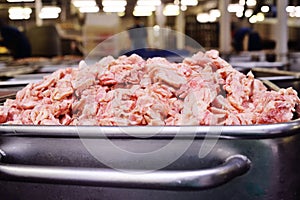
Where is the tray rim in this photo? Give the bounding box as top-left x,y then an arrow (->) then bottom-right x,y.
0,119 -> 299,140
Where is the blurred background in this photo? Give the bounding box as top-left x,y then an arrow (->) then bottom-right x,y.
0,0 -> 298,70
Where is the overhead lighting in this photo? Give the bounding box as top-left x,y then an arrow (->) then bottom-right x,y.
8,6 -> 32,20
137,0 -> 161,6
8,6 -> 32,14
153,25 -> 160,31
103,6 -> 125,13
227,4 -> 244,13
72,0 -> 96,8
286,6 -> 295,13
79,6 -> 99,13
39,6 -> 61,19
133,5 -> 153,16
102,0 -> 127,7
286,6 -> 300,18
181,5 -> 187,11
181,0 -> 198,6
39,12 -> 59,19
261,6 -> 270,13
256,12 -> 265,22
197,10 -> 220,24
9,13 -> 30,20
163,4 -> 180,16
209,9 -> 221,18
134,5 -> 156,12
289,12 -> 296,17
296,7 -> 300,17
197,13 -> 209,23
236,11 -> 243,18
239,0 -> 246,6
245,9 -> 253,18
41,6 -> 61,14
249,15 -> 257,23
118,12 -> 125,17
246,0 -> 257,7
7,0 -> 34,2
133,10 -> 152,16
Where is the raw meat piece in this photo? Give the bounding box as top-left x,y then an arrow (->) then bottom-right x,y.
0,50 -> 299,125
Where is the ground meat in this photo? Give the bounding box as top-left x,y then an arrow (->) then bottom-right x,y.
1,50 -> 299,125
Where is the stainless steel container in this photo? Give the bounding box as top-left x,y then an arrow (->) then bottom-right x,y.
0,121 -> 300,200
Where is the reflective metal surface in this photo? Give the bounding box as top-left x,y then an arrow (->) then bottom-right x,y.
0,154 -> 250,190
0,122 -> 299,199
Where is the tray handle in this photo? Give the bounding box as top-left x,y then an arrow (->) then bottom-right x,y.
0,154 -> 250,190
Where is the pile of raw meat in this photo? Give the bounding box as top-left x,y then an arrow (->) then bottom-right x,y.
0,50 -> 299,125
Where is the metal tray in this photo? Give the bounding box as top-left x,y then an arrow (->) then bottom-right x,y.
0,65 -> 41,78
0,119 -> 300,139
0,121 -> 300,200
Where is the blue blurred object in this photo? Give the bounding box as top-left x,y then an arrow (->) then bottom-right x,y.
0,20 -> 31,59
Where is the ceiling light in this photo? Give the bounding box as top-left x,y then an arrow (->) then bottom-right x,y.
8,6 -> 32,14
134,5 -> 156,12
9,13 -> 30,20
256,12 -> 265,22
7,0 -> 34,2
133,5 -> 154,16
133,10 -> 152,16
39,6 -> 61,19
227,4 -> 244,13
181,0 -> 198,6
209,9 -> 221,18
137,0 -> 161,6
236,11 -> 243,18
103,6 -> 125,13
197,13 -> 209,23
181,5 -> 187,11
118,12 -> 125,17
295,6 -> 300,17
245,9 -> 253,17
246,0 -> 257,7
289,12 -> 295,17
286,6 -> 295,13
8,7 -> 32,20
39,12 -> 59,19
102,0 -> 127,7
261,6 -> 270,13
249,15 -> 257,23
239,0 -> 246,6
153,25 -> 160,31
163,4 -> 180,16
41,6 -> 61,14
286,6 -> 300,17
174,0 -> 179,5
79,6 -> 99,13
72,0 -> 96,8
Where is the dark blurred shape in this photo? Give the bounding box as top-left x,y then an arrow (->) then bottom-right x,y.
0,19 -> 31,59
288,40 -> 300,51
232,27 -> 262,52
121,48 -> 190,62
128,17 -> 148,50
248,31 -> 262,51
61,39 -> 83,56
266,53 -> 276,62
261,39 -> 276,50
232,27 -> 251,52
26,25 -> 61,57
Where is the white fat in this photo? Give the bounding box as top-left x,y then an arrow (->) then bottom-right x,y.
79,60 -> 88,69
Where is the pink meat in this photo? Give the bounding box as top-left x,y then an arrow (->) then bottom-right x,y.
0,50 -> 299,126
